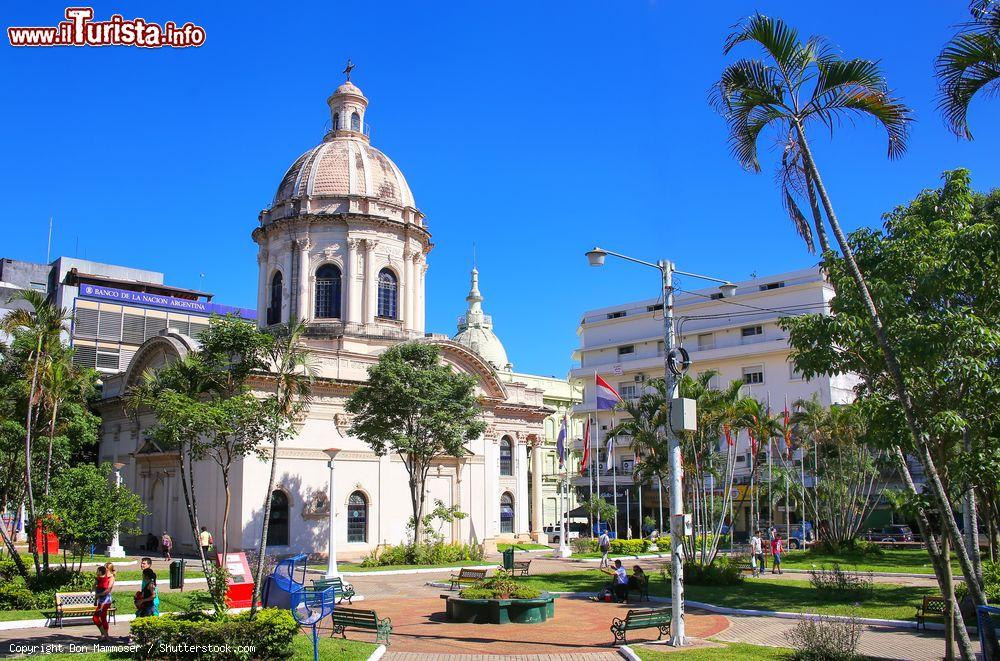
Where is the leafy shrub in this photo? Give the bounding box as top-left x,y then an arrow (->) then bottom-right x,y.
666,556 -> 744,586
957,560 -> 1000,603
361,540 -> 484,567
0,564 -> 93,611
785,613 -> 862,660
571,538 -> 597,555
458,569 -> 541,600
808,564 -> 874,599
610,539 -> 651,555
130,608 -> 297,660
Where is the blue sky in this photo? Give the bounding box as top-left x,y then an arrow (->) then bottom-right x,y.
2,1 -> 997,377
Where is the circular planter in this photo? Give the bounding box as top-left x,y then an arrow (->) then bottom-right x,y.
440,592 -> 556,624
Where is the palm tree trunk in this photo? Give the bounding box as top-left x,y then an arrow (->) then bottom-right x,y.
0,519 -> 29,578
24,340 -> 42,575
793,122 -> 988,610
44,402 -> 59,497
943,530 -> 956,661
804,172 -> 831,254
250,434 -> 280,617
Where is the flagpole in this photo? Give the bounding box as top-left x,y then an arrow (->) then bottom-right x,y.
784,395 -> 791,544
611,410 -> 618,538
767,391 -> 772,533
589,414 -> 595,537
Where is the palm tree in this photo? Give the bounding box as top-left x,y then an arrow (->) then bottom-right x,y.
713,16 -> 989,638
249,321 -> 315,617
937,1 -> 1000,139
1,291 -> 69,574
612,380 -> 669,536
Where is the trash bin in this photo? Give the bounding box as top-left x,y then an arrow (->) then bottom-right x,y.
502,548 -> 514,571
169,559 -> 186,590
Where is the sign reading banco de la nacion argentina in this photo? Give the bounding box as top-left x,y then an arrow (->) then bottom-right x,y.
80,284 -> 256,320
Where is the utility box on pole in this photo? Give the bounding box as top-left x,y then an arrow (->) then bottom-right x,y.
670,398 -> 697,432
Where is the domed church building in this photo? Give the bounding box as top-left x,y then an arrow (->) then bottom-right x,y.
95,76 -> 559,559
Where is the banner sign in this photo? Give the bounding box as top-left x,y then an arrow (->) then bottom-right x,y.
80,284 -> 256,320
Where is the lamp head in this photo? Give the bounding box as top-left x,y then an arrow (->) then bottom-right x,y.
323,447 -> 341,460
719,283 -> 738,298
585,247 -> 607,267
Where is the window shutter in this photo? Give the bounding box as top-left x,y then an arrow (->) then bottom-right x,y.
74,309 -> 99,338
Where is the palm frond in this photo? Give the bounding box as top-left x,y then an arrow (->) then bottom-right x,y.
724,13 -> 802,72
936,28 -> 1000,138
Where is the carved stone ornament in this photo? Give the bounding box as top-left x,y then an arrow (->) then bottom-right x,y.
322,243 -> 341,260
334,412 -> 350,433
302,490 -> 330,519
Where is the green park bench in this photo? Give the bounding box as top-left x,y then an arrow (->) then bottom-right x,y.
48,592 -> 116,628
915,595 -> 947,629
449,567 -> 489,590
330,607 -> 392,646
311,576 -> 356,604
610,607 -> 672,644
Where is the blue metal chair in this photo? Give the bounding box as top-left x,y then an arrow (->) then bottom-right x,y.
262,553 -> 308,608
291,586 -> 336,661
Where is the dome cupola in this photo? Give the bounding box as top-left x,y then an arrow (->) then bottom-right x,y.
453,267 -> 511,372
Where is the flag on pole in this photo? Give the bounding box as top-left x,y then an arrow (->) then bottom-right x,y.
595,374 -> 623,410
557,414 -> 567,469
606,435 -> 615,468
579,417 -> 591,476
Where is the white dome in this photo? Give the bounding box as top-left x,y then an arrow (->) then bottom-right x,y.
272,139 -> 416,210
452,268 -> 511,371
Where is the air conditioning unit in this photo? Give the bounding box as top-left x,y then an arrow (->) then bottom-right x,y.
634,373 -> 646,383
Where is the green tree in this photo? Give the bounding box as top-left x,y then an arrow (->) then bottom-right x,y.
782,170 -> 1000,659
40,463 -> 146,571
581,494 -> 616,527
250,320 -> 315,617
346,343 -> 485,545
1,291 -> 70,574
936,0 -> 1000,139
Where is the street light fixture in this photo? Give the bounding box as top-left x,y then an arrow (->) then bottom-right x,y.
583,246 -> 736,647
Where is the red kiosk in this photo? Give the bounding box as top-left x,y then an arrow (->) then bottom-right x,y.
217,551 -> 256,608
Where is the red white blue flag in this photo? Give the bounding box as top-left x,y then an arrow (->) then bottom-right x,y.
595,373 -> 622,410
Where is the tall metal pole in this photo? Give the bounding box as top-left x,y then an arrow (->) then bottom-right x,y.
659,260 -> 685,646
324,448 -> 341,578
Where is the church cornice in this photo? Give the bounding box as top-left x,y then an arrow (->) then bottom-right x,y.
252,211 -> 432,247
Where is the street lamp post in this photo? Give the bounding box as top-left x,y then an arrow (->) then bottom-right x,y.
108,462 -> 127,558
558,470 -> 571,558
324,448 -> 341,578
585,246 -> 735,647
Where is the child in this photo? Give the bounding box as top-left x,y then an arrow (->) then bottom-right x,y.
92,565 -> 114,642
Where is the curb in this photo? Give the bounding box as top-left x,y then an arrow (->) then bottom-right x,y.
341,564 -> 496,577
367,644 -> 387,661
781,567 -> 950,580
617,644 -> 641,661
567,553 -> 672,563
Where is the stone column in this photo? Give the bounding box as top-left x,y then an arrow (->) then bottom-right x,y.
346,238 -> 361,324
363,239 -> 379,324
402,249 -> 414,332
415,256 -> 427,333
530,440 -> 544,538
256,248 -> 268,324
283,247 -> 294,324
295,238 -> 311,322
515,436 -> 529,536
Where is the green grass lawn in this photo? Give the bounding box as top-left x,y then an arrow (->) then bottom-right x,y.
518,570 -> 936,621
497,543 -> 550,552
0,590 -> 195,622
779,547 -> 958,575
634,641 -> 792,660
309,559 -> 494,573
36,633 -> 376,660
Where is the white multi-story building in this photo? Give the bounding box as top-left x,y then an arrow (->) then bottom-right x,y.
570,266 -> 858,538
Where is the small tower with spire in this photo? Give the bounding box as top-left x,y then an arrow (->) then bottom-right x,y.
454,266 -> 511,371
327,59 -> 369,139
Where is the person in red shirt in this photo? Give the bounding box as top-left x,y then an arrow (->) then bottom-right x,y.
771,534 -> 784,574
92,564 -> 115,641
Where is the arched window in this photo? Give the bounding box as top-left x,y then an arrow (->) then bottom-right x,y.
351,112 -> 361,131
500,436 -> 513,476
314,264 -> 342,319
500,492 -> 514,534
347,491 -> 368,543
267,272 -> 283,325
267,490 -> 289,546
377,269 -> 398,319
333,112 -> 340,130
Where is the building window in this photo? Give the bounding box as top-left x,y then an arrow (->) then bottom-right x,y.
619,382 -> 637,401
606,310 -> 626,319
351,112 -> 360,131
759,281 -> 785,291
500,436 -> 513,476
314,264 -> 342,319
333,112 -> 340,130
789,364 -> 804,381
267,272 -> 283,325
710,292 -> 724,300
617,345 -> 635,357
377,269 -> 398,319
742,366 -> 764,385
646,303 -> 663,312
347,491 -> 368,543
741,325 -> 764,343
267,490 -> 289,546
500,492 -> 514,534
697,333 -> 715,351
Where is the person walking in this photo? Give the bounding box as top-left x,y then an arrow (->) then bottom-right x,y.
160,531 -> 173,562
598,530 -> 611,568
771,533 -> 784,574
92,564 -> 115,642
749,530 -> 763,578
135,567 -> 160,617
600,559 -> 630,603
199,526 -> 213,558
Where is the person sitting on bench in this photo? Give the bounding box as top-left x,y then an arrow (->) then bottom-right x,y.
600,559 -> 629,603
